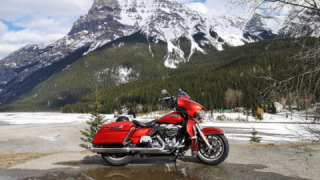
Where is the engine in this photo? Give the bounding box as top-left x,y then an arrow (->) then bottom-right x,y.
144,124 -> 183,149
162,124 -> 181,138
158,124 -> 183,149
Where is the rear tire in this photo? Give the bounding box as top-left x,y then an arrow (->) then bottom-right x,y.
101,153 -> 133,166
197,134 -> 229,165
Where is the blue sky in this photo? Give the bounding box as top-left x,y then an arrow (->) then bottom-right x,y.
0,0 -> 239,59
0,20 -> 24,32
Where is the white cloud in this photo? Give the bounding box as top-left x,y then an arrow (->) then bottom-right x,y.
0,0 -> 92,60
0,29 -> 64,45
0,21 -> 8,34
0,0 -> 93,21
0,43 -> 27,57
15,16 -> 73,34
182,0 -> 248,17
0,29 -> 65,59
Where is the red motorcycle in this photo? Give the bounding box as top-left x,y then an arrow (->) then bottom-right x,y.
90,89 -> 229,166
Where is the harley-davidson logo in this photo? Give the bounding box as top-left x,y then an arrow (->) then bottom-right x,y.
170,115 -> 181,118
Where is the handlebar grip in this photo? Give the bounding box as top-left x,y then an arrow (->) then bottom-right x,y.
159,97 -> 171,101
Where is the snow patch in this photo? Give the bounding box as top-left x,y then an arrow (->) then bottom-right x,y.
40,136 -> 58,142
0,113 -> 92,125
164,41 -> 185,68
117,66 -> 133,84
138,111 -> 318,144
188,39 -> 205,61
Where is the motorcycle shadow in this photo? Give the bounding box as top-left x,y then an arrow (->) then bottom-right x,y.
81,154 -> 107,166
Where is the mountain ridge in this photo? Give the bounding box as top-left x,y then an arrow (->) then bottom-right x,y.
0,0 -> 282,106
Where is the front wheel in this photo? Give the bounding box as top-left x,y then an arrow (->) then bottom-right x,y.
101,153 -> 133,166
197,134 -> 229,165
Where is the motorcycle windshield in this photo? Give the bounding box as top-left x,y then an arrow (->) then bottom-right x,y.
177,96 -> 203,117
176,88 -> 191,99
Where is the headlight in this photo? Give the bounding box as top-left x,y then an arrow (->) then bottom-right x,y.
196,110 -> 206,119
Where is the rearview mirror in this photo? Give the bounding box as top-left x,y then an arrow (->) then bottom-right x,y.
161,89 -> 168,95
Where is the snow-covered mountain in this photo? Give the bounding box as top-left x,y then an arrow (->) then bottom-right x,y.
0,0 -> 281,104
66,0 -> 259,68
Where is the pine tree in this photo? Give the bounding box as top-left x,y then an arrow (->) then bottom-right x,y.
79,86 -> 106,149
250,128 -> 261,143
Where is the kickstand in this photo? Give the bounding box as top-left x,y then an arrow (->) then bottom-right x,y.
174,156 -> 178,166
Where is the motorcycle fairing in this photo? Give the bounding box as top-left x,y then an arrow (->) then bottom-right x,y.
178,98 -> 203,117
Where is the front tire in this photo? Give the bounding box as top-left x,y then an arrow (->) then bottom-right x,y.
197,134 -> 229,165
101,153 -> 133,166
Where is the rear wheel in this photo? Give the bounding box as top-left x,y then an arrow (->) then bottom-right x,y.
101,153 -> 133,166
197,134 -> 229,165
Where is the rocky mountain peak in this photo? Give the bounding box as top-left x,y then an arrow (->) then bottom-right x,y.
0,0 -> 279,105
67,0 -> 211,67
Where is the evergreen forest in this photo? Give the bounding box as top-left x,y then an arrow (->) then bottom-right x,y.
1,38 -> 319,113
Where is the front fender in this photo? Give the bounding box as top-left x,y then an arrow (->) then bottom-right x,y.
191,126 -> 225,154
201,127 -> 224,136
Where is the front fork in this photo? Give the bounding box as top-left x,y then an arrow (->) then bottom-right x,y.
196,124 -> 212,150
189,122 -> 213,156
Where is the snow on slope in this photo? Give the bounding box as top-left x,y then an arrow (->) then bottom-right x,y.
67,0 -> 267,68
0,0 -> 286,104
0,0 -> 282,87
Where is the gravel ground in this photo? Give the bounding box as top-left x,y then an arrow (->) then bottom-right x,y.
0,122 -> 319,180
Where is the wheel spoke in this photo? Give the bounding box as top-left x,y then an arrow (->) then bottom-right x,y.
199,135 -> 224,160
197,134 -> 229,165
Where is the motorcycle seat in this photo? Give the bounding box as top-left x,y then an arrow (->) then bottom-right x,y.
132,120 -> 157,128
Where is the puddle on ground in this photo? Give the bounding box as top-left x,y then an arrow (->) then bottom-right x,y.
22,158 -> 307,180
85,165 -> 190,180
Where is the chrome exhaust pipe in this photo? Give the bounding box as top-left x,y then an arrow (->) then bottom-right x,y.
90,135 -> 172,154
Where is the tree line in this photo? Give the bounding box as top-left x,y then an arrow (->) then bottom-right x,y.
62,39 -> 305,114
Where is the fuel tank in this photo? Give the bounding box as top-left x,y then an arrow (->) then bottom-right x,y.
157,112 -> 184,125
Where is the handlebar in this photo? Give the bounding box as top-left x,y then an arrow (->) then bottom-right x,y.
159,96 -> 176,102
158,97 -> 171,101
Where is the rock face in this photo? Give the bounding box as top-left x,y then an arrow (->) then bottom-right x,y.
0,0 -> 280,104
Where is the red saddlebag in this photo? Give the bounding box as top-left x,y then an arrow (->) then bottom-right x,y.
92,121 -> 136,145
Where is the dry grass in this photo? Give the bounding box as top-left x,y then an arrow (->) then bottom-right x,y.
0,152 -> 54,169
0,151 -> 91,170
304,148 -> 314,152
